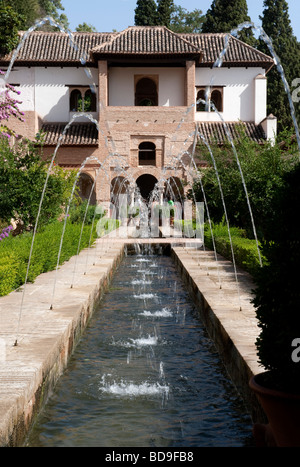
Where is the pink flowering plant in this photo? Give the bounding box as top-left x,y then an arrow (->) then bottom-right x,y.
0,69 -> 24,139
0,225 -> 13,242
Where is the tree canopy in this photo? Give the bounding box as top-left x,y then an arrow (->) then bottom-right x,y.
134,0 -> 158,26
202,0 -> 255,45
258,0 -> 300,132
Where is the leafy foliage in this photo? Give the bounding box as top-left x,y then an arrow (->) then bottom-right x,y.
134,0 -> 158,26
157,0 -> 174,28
0,135 -> 78,231
190,130 -> 298,241
2,0 -> 69,31
170,5 -> 205,33
0,221 -> 97,296
201,0 -> 256,46
258,0 -> 300,133
0,4 -> 23,55
252,163 -> 300,391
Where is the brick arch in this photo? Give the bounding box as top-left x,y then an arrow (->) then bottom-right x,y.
78,172 -> 96,205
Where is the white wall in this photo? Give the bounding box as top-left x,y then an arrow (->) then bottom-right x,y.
6,67 -> 35,111
7,66 -> 98,122
195,67 -> 266,122
108,67 -> 185,106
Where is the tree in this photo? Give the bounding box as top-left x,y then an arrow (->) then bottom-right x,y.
157,0 -> 174,28
134,0 -> 158,26
0,4 -> 23,55
0,135 -> 77,231
76,23 -> 97,33
258,0 -> 300,132
2,0 -> 69,31
170,5 -> 205,33
202,0 -> 255,45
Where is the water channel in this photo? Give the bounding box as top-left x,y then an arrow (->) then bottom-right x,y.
26,250 -> 253,447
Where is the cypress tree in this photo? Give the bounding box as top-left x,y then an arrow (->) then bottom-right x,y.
134,0 -> 158,26
157,0 -> 174,28
259,0 -> 300,132
202,0 -> 255,45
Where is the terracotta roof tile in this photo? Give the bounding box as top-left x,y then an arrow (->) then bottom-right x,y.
0,27 -> 273,70
41,122 -> 98,145
181,33 -> 273,70
91,26 -> 201,56
197,121 -> 266,144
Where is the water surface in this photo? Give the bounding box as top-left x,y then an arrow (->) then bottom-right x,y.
26,253 -> 253,447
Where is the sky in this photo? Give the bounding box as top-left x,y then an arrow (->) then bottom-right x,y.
61,0 -> 300,40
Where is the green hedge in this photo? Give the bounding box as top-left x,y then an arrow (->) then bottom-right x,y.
204,222 -> 266,276
175,219 -> 266,276
0,221 -> 97,297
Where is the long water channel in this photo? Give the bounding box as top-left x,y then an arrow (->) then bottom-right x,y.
26,250 -> 253,447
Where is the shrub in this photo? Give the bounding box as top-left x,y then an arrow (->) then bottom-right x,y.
0,221 -> 97,296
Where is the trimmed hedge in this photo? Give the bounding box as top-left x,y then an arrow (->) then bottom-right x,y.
204,222 -> 266,276
0,221 -> 97,297
175,219 -> 266,276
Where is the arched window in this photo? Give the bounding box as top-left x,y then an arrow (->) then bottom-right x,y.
196,89 -> 206,112
70,89 -> 82,112
135,78 -> 158,106
84,89 -> 97,112
138,142 -> 156,166
211,89 -> 223,112
196,87 -> 224,112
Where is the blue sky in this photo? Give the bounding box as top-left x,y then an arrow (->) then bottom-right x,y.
62,0 -> 300,40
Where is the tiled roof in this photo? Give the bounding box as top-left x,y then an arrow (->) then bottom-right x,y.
91,26 -> 201,56
197,121 -> 266,145
0,27 -> 273,69
181,33 -> 274,70
1,31 -> 112,65
41,122 -> 98,145
40,121 -> 265,147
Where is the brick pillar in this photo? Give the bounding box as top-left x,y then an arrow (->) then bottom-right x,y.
185,60 -> 196,111
98,60 -> 108,108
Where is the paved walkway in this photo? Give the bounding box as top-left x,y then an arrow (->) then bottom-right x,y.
0,228 -> 264,446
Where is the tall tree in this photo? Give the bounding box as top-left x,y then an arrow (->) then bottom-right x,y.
259,0 -> 300,132
134,0 -> 158,26
157,0 -> 174,28
202,0 -> 255,45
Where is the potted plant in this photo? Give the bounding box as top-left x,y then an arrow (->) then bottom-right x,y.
249,162 -> 300,447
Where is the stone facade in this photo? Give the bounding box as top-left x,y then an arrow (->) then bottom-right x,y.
0,26 -> 276,205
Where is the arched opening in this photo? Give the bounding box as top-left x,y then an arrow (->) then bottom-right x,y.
84,89 -> 97,112
138,142 -> 156,166
211,89 -> 223,112
110,176 -> 130,200
136,174 -> 158,201
196,89 -> 206,112
164,176 -> 184,202
135,78 -> 158,106
77,173 -> 96,205
70,89 -> 82,112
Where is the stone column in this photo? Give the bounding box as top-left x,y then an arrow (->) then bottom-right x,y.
185,60 -> 196,112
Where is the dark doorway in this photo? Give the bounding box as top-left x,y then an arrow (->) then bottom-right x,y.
135,78 -> 158,106
136,174 -> 158,201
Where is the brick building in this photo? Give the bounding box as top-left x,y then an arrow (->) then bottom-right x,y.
0,26 -> 275,205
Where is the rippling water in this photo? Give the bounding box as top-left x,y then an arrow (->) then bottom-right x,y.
26,253 -> 253,447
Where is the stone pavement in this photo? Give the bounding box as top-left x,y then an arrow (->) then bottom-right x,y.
0,228 -> 265,446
